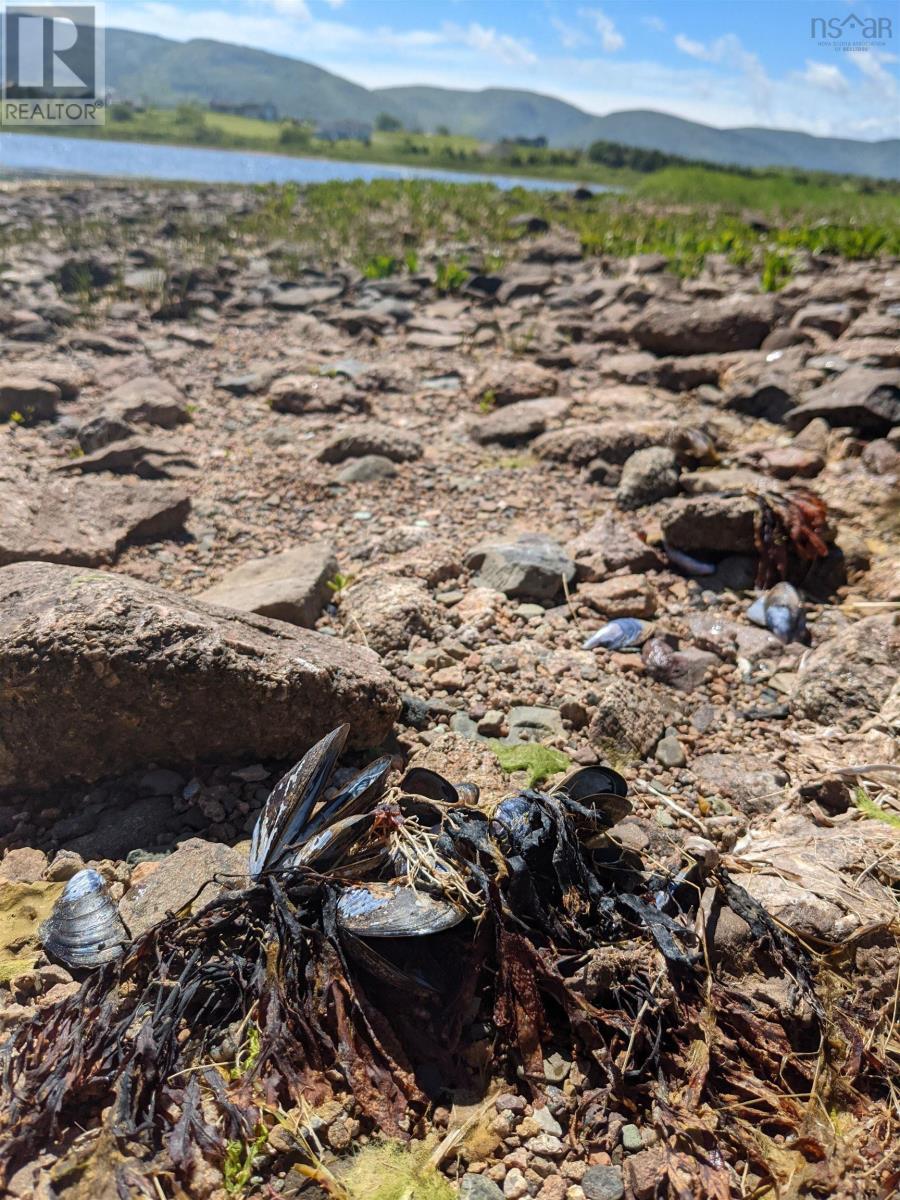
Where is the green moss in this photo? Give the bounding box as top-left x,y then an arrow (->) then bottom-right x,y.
489,741 -> 570,787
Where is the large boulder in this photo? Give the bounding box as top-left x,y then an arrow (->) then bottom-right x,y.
197,543 -> 338,628
0,472 -> 189,567
631,296 -> 777,356
0,562 -> 399,790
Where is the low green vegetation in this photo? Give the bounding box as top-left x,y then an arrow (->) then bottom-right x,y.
490,741 -> 571,788
223,1128 -> 268,1195
6,124 -> 898,299
216,173 -> 899,289
326,572 -> 354,599
855,787 -> 900,830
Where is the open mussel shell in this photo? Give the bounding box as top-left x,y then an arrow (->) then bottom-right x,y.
400,767 -> 459,805
40,868 -> 129,970
554,766 -> 632,826
557,765 -> 627,801
339,930 -> 443,998
301,755 -> 393,846
336,880 -> 465,938
289,811 -> 376,870
250,724 -> 350,877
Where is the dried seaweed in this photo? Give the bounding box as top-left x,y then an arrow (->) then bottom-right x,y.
0,775 -> 894,1198
752,486 -> 830,588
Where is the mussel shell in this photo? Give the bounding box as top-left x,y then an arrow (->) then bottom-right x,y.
289,811 -> 375,869
561,791 -> 632,827
400,767 -> 459,805
748,582 -> 805,644
582,618 -> 649,651
556,765 -> 628,802
250,724 -> 349,877
336,880 -> 465,938
457,782 -> 480,806
662,543 -> 716,577
40,868 -> 128,970
339,930 -> 442,997
301,755 -> 392,846
492,794 -> 537,839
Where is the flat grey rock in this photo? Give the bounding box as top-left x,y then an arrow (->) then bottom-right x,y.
198,543 -> 338,628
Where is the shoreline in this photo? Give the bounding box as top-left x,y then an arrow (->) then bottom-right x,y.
0,128 -> 607,190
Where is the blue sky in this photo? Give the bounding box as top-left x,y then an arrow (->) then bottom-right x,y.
108,1 -> 900,138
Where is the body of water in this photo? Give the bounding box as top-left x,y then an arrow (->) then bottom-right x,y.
0,132 -> 600,192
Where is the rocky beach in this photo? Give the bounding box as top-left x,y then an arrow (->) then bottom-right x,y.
0,179 -> 897,1200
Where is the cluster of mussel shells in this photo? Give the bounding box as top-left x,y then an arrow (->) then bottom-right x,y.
581,581 -> 806,656
40,724 -> 630,972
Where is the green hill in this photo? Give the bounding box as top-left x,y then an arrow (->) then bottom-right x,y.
103,29 -> 900,179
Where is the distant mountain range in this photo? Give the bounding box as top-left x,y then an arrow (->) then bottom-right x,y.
105,29 -> 900,179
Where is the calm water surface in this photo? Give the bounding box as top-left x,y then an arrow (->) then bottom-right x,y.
0,133 -> 605,192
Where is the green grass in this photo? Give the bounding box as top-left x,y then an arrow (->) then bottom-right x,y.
636,164 -> 900,221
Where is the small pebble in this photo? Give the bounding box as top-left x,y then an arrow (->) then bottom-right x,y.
582,1163 -> 625,1200
655,736 -> 686,768
621,1124 -> 643,1152
503,1167 -> 530,1199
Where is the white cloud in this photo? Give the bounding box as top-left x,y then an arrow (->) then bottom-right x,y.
674,34 -> 706,58
583,7 -> 624,53
450,22 -> 537,66
321,0 -> 345,7
255,0 -> 310,16
551,16 -> 586,50
673,32 -> 772,112
848,48 -> 899,100
642,16 -> 666,34
795,60 -> 850,94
